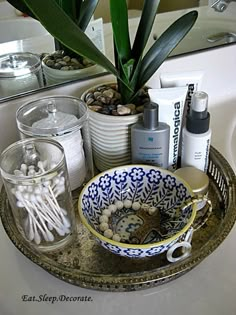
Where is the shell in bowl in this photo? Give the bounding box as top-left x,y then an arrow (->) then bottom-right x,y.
78,165 -> 196,258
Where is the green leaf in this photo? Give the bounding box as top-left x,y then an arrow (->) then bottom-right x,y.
55,0 -> 77,22
138,11 -> 198,88
123,59 -> 135,81
6,0 -> 36,19
22,0 -> 119,78
110,0 -> 131,64
131,0 -> 160,61
79,0 -> 100,31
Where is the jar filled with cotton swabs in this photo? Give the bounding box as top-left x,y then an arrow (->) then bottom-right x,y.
16,96 -> 94,191
0,138 -> 76,251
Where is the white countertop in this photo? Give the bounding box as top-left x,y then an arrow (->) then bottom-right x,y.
1,217 -> 236,315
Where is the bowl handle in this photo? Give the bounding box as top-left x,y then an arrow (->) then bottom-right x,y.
166,227 -> 193,263
182,196 -> 213,231
166,197 -> 212,263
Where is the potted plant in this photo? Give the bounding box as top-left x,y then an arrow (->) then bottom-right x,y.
9,0 -> 198,170
7,0 -> 102,84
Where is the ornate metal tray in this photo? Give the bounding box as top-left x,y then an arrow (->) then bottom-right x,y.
1,146 -> 236,292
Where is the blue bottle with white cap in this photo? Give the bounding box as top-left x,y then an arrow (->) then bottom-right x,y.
181,91 -> 211,173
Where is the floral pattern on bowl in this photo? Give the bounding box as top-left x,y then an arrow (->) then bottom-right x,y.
78,165 -> 196,258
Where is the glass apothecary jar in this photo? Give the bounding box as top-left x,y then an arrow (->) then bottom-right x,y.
0,52 -> 44,98
0,138 -> 76,251
16,96 -> 94,191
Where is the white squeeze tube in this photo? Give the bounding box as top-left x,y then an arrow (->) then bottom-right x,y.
148,87 -> 188,171
159,71 -> 204,124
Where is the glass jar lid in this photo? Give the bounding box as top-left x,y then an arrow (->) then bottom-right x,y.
0,52 -> 41,78
16,96 -> 88,137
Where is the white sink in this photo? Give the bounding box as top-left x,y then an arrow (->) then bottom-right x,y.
0,18 -> 48,44
209,99 -> 236,174
104,5 -> 236,62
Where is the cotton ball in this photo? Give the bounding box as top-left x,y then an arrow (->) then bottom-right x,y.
102,209 -> 111,217
99,215 -> 109,223
112,234 -> 121,242
123,200 -> 132,209
104,229 -> 113,239
132,202 -> 141,211
148,206 -> 157,216
108,204 -> 117,213
115,200 -> 124,210
99,222 -> 109,232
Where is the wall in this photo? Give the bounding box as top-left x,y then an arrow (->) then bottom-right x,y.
128,0 -> 199,12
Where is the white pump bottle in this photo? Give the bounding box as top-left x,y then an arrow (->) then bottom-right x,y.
181,91 -> 211,173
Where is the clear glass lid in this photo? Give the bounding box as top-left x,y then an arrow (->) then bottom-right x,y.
0,52 -> 41,78
16,96 -> 88,136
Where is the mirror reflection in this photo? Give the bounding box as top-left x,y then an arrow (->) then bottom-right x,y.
0,0 -> 236,101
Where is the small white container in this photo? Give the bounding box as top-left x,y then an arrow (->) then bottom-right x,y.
16,96 -> 94,191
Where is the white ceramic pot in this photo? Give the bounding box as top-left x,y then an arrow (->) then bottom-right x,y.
42,60 -> 104,85
81,83 -> 143,171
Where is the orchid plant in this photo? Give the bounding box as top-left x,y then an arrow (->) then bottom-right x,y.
7,0 -> 198,104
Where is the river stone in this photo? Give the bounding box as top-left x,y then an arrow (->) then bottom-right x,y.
84,84 -> 148,116
43,50 -> 93,71
117,105 -> 131,115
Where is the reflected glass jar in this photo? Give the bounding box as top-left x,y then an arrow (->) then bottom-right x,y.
0,52 -> 44,98
0,138 -> 76,252
16,96 -> 94,191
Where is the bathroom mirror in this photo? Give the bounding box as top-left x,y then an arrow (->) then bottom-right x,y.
0,0 -> 236,101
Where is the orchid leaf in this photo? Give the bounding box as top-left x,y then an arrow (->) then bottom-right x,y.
131,0 -> 160,61
22,0 -> 119,79
6,0 -> 35,18
55,0 -> 77,21
138,11 -> 198,88
79,0 -> 100,31
123,59 -> 135,81
110,0 -> 131,64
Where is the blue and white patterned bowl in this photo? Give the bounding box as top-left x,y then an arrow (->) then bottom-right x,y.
78,165 -> 196,258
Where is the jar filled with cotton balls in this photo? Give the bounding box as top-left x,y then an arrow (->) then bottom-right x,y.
16,96 -> 94,191
0,138 -> 76,251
